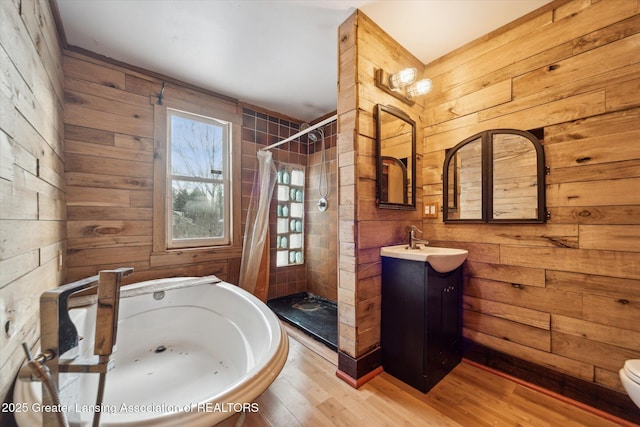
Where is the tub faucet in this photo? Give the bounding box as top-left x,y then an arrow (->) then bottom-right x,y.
409,225 -> 429,249
21,267 -> 133,427
37,267 -> 133,373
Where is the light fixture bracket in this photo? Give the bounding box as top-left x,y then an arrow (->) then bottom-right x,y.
374,68 -> 416,106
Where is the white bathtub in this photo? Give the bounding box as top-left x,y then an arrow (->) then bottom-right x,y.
14,277 -> 289,426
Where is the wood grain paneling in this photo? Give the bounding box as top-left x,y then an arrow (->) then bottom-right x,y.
62,52 -> 245,285
440,0 -> 636,90
544,107 -> 640,144
463,328 -> 595,381
0,0 -> 65,406
552,314 -> 640,351
1,0 -> 636,419
338,11 -> 424,358
338,0 -> 640,411
464,309 -> 551,352
464,295 -> 551,330
500,245 -> 640,279
63,54 -> 126,89
512,33 -> 640,99
417,0 -> 640,400
546,269 -> 640,299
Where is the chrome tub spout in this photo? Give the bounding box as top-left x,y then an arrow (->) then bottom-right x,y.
21,267 -> 133,427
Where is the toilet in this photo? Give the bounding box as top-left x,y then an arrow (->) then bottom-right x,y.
620,359 -> 640,408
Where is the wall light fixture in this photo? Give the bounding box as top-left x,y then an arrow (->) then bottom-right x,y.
407,78 -> 433,99
375,67 -> 432,105
388,68 -> 417,90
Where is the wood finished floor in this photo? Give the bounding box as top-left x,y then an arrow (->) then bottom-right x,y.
244,330 -> 625,427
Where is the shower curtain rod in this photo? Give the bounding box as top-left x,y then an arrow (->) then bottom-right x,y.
260,114 -> 338,151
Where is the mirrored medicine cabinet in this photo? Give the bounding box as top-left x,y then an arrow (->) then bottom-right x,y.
376,104 -> 416,210
443,129 -> 547,223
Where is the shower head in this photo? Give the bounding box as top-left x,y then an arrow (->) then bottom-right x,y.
300,123 -> 324,143
308,130 -> 320,142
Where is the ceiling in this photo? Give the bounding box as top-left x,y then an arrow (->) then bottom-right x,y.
55,0 -> 549,121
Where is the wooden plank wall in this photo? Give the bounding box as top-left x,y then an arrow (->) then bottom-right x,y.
420,0 -> 640,394
63,51 -> 243,284
337,11 -> 424,358
63,53 -> 243,282
64,53 -> 330,300
342,0 -> 639,398
0,0 -> 65,404
337,13 -> 359,358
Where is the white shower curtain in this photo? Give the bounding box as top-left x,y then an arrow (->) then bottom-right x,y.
239,150 -> 277,297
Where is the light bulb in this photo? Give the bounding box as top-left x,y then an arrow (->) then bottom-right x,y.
406,78 -> 432,99
388,68 -> 417,90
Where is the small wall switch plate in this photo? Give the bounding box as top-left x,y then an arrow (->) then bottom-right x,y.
423,202 -> 439,218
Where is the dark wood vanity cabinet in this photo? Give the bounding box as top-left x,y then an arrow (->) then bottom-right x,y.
381,256 -> 463,393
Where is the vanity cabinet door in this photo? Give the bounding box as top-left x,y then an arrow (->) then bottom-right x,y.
381,258 -> 463,393
381,257 -> 426,391
424,266 -> 463,391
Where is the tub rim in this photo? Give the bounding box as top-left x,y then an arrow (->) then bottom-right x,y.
13,276 -> 289,427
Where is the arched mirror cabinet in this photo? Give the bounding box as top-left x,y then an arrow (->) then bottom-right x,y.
443,129 -> 547,223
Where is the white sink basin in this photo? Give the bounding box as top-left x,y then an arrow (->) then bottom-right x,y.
380,244 -> 468,273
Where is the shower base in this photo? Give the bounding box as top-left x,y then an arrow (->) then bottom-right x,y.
267,292 -> 337,351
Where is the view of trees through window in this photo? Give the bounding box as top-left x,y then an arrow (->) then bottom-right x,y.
169,110 -> 229,245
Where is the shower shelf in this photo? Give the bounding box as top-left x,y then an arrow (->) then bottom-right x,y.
276,166 -> 305,267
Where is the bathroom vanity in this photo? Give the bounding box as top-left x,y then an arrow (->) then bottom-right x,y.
381,248 -> 465,393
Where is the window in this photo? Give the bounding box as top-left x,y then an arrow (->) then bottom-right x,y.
167,109 -> 231,248
275,165 -> 305,267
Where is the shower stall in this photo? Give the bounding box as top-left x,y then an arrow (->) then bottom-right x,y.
240,110 -> 338,350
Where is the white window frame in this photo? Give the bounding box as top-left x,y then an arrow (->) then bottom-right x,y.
166,108 -> 232,248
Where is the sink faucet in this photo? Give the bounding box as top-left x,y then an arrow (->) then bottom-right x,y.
21,267 -> 133,427
409,225 -> 429,249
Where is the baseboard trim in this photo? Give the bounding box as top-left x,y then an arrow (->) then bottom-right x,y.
336,347 -> 382,388
336,366 -> 384,388
463,339 -> 640,425
464,359 -> 637,427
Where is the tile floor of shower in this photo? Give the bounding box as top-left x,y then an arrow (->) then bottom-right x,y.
267,292 -> 337,351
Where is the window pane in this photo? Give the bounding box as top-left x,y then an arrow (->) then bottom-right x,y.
172,180 -> 224,240
170,113 -> 225,179
166,109 -> 231,248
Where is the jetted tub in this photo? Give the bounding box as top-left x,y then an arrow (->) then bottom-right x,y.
14,276 -> 289,426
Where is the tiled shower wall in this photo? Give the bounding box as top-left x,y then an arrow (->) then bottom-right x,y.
306,120 -> 338,301
241,108 -> 338,301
